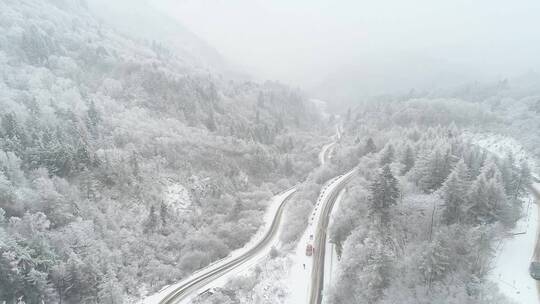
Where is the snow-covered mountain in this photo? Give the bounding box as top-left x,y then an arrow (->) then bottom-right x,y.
0,1 -> 324,303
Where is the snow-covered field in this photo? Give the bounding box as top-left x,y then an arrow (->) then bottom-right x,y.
139,187 -> 297,304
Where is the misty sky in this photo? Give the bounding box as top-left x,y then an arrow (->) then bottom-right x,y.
152,0 -> 540,96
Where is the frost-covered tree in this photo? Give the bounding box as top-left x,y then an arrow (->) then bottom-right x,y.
365,137 -> 377,154
418,237 -> 451,288
379,144 -> 395,165
499,152 -> 518,196
412,147 -> 454,192
440,160 -> 470,225
369,165 -> 400,225
466,171 -> 508,225
98,267 -> 123,304
514,161 -> 532,199
400,145 -> 416,175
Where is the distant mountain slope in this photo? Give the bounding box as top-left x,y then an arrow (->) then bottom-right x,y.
86,0 -> 239,77
0,1 -> 323,303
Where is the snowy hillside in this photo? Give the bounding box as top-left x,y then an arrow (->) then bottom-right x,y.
0,1 -> 325,303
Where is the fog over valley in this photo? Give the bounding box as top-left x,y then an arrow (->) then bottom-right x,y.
152,0 -> 540,98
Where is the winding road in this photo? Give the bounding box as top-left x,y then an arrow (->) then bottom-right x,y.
154,188 -> 297,304
144,127 -> 342,304
308,169 -> 356,304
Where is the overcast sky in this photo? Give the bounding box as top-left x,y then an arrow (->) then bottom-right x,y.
151,0 -> 540,96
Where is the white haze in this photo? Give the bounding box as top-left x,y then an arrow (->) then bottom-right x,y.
152,0 -> 540,99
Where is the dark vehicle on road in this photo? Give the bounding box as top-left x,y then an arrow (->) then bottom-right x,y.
306,244 -> 314,256
530,261 -> 540,280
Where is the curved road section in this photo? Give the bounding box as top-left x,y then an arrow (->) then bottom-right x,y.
145,188 -> 297,304
308,168 -> 357,304
145,128 -> 341,304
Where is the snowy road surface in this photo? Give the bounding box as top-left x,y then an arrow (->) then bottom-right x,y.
322,190 -> 345,296
489,183 -> 540,304
143,125 -> 342,304
318,124 -> 341,166
309,169 -> 356,304
141,188 -> 297,304
285,169 -> 356,304
318,142 -> 336,166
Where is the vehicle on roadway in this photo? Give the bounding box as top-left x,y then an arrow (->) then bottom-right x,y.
306,244 -> 314,256
530,261 -> 540,280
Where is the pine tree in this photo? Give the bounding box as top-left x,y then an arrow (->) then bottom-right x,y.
144,205 -> 158,234
370,165 -> 400,225
466,175 -> 490,224
485,177 -> 510,224
514,161 -> 532,199
419,237 -> 451,288
97,267 -> 123,304
440,160 -> 470,225
466,171 -> 508,225
400,145 -> 415,175
413,147 -> 454,192
500,152 -> 518,197
379,144 -> 395,166
480,158 -> 504,185
365,138 -> 377,154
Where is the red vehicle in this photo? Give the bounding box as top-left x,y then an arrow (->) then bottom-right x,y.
306,244 -> 314,256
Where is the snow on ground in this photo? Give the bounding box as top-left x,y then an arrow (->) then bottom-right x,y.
465,132 -> 539,303
162,180 -> 191,215
139,187 -> 297,304
463,132 -> 538,173
489,193 -> 539,304
285,169 -> 356,304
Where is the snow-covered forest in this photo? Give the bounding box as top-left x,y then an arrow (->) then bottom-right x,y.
327,94 -> 536,304
0,1 -> 326,303
1,1 -> 540,304
191,81 -> 539,304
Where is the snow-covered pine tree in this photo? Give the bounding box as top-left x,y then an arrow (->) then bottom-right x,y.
466,170 -> 508,225
499,152 -> 518,196
485,177 -> 511,225
97,267 -> 123,304
440,160 -> 470,225
380,144 -> 395,166
412,147 -> 454,192
370,165 -> 400,225
466,175 -> 490,224
365,137 -> 377,154
400,144 -> 416,175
